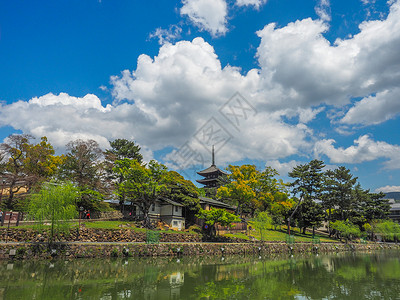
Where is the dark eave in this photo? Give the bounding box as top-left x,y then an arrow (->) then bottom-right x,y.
197,164 -> 228,176
199,196 -> 235,210
196,178 -> 219,184
159,197 -> 184,207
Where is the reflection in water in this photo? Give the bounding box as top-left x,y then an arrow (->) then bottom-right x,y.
0,251 -> 400,299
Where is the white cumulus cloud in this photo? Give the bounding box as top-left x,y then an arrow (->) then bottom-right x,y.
315,0 -> 331,22
0,93 -> 153,151
375,185 -> 400,193
235,0 -> 267,9
266,160 -> 300,176
180,0 -> 228,37
110,37 -> 312,165
256,0 -> 400,111
340,88 -> 400,125
314,135 -> 400,169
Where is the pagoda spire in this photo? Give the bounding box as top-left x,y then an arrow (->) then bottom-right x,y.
197,145 -> 228,188
212,145 -> 215,166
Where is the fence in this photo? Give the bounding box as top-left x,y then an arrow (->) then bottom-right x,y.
1,211 -> 23,227
215,222 -> 247,232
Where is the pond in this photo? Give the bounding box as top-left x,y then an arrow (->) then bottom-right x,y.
1,251 -> 400,299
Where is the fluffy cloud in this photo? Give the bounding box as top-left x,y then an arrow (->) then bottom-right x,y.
0,38 -> 312,165
180,0 -> 228,37
149,25 -> 182,45
256,0 -> 400,110
340,88 -> 400,125
375,185 -> 400,193
265,160 -> 300,175
314,135 -> 400,169
235,0 -> 267,9
0,93 -> 153,151
111,37 -> 312,165
315,0 -> 331,22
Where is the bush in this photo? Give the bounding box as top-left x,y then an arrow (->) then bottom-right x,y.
373,220 -> 400,242
111,248 -> 119,257
187,225 -> 202,234
331,220 -> 361,242
16,247 -> 26,259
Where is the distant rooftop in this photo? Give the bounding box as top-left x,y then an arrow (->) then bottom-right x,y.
199,196 -> 235,210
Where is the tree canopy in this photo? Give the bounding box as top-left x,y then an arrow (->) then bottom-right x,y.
0,135 -> 63,209
217,165 -> 290,217
113,159 -> 168,226
28,181 -> 79,244
59,139 -> 105,210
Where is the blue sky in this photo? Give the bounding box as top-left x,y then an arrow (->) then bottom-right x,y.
1,0 -> 400,193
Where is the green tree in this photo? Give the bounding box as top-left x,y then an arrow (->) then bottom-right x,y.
163,171 -> 200,210
28,182 -> 78,244
105,139 -> 143,162
249,211 -> 272,241
373,220 -> 400,242
59,139 -> 105,211
269,192 -> 295,230
103,139 -> 143,210
300,199 -> 325,235
0,134 -> 63,209
114,159 -> 168,227
330,220 -> 361,242
288,160 -> 325,234
324,166 -> 357,221
217,165 -> 287,216
361,190 -> 390,222
196,207 -> 241,235
289,160 -> 325,201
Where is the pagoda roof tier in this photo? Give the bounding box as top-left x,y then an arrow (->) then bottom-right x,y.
196,178 -> 219,184
197,164 -> 228,176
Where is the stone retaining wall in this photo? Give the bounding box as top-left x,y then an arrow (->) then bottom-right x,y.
2,228 -> 399,260
90,211 -> 124,219
0,228 -> 202,243
0,242 -> 398,260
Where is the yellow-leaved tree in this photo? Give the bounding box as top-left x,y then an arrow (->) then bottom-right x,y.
217,165 -> 293,222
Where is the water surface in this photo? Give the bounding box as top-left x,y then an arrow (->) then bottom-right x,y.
1,251 -> 400,299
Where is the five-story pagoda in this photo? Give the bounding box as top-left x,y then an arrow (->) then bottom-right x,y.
196,146 -> 228,188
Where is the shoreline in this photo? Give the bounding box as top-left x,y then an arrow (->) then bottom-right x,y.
1,241 -> 399,260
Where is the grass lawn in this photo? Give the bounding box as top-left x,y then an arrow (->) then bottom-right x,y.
222,227 -> 339,243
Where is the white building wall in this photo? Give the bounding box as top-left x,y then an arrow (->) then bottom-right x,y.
161,204 -> 172,216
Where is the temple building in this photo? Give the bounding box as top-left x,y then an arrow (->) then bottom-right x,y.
196,146 -> 228,188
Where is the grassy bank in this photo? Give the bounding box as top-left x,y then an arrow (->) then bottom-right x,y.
224,227 -> 337,243
11,220 -> 338,243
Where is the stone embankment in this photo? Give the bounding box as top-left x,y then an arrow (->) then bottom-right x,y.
1,228 -> 399,260
0,227 -> 202,243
